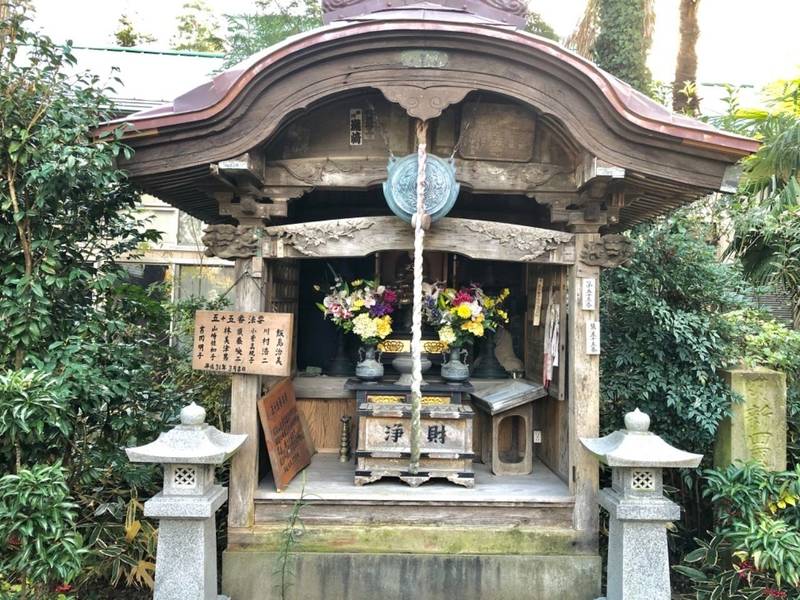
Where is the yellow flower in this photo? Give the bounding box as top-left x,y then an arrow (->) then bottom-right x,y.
497,309 -> 508,321
461,321 -> 484,337
475,313 -> 485,323
483,297 -> 495,309
456,304 -> 472,319
352,279 -> 363,286
376,316 -> 392,339
353,298 -> 365,309
500,288 -> 510,299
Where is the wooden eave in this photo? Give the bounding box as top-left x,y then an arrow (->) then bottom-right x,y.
102,11 -> 758,231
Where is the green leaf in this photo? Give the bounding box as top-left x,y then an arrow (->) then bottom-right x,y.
673,565 -> 709,582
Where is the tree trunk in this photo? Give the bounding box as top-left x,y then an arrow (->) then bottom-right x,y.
673,0 -> 700,114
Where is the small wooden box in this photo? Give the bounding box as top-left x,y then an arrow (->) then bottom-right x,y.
471,379 -> 545,476
354,403 -> 475,488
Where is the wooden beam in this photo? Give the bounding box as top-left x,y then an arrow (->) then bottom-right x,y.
567,232 -> 601,542
217,152 -> 265,188
574,155 -> 625,191
227,257 -> 265,529
261,216 -> 576,264
262,158 -> 575,195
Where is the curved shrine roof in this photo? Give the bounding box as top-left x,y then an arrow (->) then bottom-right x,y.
113,4 -> 757,157
106,3 -> 758,230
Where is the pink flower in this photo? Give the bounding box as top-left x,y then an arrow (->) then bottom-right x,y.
383,289 -> 398,304
453,290 -> 473,306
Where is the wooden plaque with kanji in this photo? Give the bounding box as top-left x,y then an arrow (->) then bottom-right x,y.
257,379 -> 313,491
191,310 -> 293,376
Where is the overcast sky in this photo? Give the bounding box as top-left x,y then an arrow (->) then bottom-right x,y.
29,0 -> 800,107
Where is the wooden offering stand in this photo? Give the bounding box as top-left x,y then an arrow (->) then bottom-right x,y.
346,379 -> 475,488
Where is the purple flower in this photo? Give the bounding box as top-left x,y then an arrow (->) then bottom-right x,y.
369,302 -> 394,317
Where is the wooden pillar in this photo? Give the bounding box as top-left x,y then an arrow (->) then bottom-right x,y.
567,228 -> 601,540
227,256 -> 265,529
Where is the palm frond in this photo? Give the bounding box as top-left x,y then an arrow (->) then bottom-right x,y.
566,0 -> 600,58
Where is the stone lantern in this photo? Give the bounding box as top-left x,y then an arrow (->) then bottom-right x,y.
581,408 -> 702,600
127,402 -> 247,600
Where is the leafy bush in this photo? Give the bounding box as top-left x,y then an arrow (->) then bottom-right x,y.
0,464 -> 84,597
678,462 -> 800,598
0,4 -> 231,596
600,214 -> 746,454
719,78 -> 800,324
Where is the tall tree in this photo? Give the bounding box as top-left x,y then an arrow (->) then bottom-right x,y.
672,0 -> 700,114
567,0 -> 654,94
172,1 -> 225,53
113,14 -> 156,48
723,79 -> 800,325
223,0 -> 321,68
525,11 -> 559,42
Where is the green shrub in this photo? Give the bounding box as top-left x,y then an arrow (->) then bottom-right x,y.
0,3 -> 232,593
600,214 -> 745,454
0,463 -> 84,598
678,462 -> 800,598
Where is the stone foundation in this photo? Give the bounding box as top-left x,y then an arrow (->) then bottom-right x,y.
222,550 -> 601,600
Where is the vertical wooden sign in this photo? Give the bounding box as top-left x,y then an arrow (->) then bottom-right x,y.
256,379 -> 313,492
581,278 -> 597,311
532,277 -> 545,326
586,320 -> 601,355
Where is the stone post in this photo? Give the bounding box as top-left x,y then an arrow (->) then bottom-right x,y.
127,403 -> 247,600
715,367 -> 787,471
581,409 -> 702,600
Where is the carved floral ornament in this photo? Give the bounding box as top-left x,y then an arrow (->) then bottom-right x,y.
202,217 -> 578,262
202,224 -> 261,259
579,234 -> 634,268
462,221 -> 573,262
377,84 -> 474,122
268,219 -> 375,257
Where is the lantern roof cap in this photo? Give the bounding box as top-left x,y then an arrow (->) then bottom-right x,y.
126,402 -> 247,465
580,409 -> 702,468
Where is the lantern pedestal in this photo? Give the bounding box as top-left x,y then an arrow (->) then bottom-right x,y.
600,489 -> 680,600
145,486 -> 228,600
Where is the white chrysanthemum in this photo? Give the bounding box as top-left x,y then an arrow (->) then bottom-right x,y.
438,325 -> 456,345
352,313 -> 378,340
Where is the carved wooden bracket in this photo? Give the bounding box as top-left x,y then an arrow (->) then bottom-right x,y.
262,216 -> 576,264
202,224 -> 261,259
377,84 -> 475,121
579,234 -> 633,268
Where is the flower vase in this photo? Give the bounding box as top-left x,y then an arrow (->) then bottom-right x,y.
356,344 -> 384,382
441,346 -> 470,383
471,329 -> 508,378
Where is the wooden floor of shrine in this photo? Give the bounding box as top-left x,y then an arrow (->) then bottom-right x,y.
253,454 -> 574,527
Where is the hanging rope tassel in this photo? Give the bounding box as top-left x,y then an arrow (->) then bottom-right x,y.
409,119 -> 429,476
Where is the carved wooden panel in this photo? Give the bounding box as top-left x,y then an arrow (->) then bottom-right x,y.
262,217 -> 575,264
459,102 -> 537,162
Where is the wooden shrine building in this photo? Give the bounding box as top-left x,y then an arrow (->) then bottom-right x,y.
105,1 -> 757,598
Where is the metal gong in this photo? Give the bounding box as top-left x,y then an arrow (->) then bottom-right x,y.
382,153 -> 460,224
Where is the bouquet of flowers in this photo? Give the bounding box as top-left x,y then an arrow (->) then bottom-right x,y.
422,282 -> 510,347
317,278 -> 399,345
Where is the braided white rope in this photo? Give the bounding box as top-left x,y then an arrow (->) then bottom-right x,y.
409,119 -> 428,475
